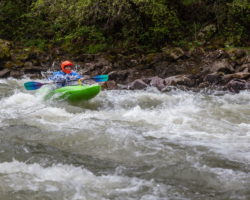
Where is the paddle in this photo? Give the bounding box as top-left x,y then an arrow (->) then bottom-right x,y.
24,75 -> 109,90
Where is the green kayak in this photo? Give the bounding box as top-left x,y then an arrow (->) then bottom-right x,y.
45,84 -> 101,102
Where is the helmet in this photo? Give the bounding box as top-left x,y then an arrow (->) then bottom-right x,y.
61,60 -> 73,74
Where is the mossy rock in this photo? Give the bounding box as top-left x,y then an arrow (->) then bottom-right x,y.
10,46 -> 43,62
4,60 -> 24,68
162,47 -> 184,60
225,48 -> 247,60
0,39 -> 11,60
144,53 -> 159,64
10,49 -> 29,61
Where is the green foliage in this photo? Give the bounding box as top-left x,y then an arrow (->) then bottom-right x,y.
0,0 -> 249,53
225,0 -> 250,46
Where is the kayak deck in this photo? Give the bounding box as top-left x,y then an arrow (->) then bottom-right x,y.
45,84 -> 101,102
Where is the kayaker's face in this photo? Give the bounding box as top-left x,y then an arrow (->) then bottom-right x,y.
63,65 -> 72,74
65,66 -> 72,71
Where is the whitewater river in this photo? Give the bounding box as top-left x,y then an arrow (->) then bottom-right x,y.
0,78 -> 249,200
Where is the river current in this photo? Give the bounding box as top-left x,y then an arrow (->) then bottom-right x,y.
0,78 -> 249,200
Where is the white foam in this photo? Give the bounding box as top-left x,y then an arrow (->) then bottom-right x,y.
0,160 -> 169,199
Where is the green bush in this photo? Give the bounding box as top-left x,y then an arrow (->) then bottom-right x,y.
0,0 -> 249,53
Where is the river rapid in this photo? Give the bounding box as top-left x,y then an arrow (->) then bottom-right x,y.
0,78 -> 249,200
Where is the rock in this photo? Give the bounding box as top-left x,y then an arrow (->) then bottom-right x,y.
205,49 -> 228,60
209,59 -> 235,74
238,55 -> 250,65
108,70 -> 129,82
10,70 -> 23,78
162,47 -> 185,60
0,68 -> 11,77
235,63 -> 250,73
222,72 -> 250,83
226,79 -> 250,93
24,66 -> 45,73
10,49 -> 29,61
204,73 -> 223,84
190,47 -> 206,58
226,49 -> 247,60
164,75 -> 195,87
128,79 -> 148,90
198,81 -> 210,88
153,61 -> 190,77
143,76 -> 165,90
4,60 -> 24,68
101,80 -> 117,90
143,53 -> 163,64
95,57 -> 110,67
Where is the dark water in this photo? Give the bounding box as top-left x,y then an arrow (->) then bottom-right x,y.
0,78 -> 250,200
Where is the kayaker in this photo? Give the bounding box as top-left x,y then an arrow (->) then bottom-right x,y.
49,61 -> 88,87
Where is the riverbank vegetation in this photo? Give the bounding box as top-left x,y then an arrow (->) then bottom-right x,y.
0,0 -> 249,53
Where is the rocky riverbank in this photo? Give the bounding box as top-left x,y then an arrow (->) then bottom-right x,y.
0,39 -> 249,93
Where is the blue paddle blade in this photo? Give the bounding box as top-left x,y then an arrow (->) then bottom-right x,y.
92,75 -> 109,82
24,82 -> 44,90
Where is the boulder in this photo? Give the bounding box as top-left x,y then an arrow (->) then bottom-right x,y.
209,59 -> 235,74
237,54 -> 250,65
108,70 -> 129,82
10,70 -> 23,78
101,80 -> 118,90
164,75 -> 195,87
0,68 -> 11,77
4,60 -> 24,68
226,79 -> 250,93
204,73 -> 223,84
162,47 -> 185,60
222,72 -> 250,83
226,49 -> 247,60
143,76 -> 165,90
10,49 -> 29,61
235,63 -> 250,73
128,79 -> 148,90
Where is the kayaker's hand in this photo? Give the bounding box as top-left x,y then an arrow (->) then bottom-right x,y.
79,76 -> 91,82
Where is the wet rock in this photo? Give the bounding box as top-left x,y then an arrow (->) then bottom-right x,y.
222,72 -> 250,83
198,81 -> 210,88
128,79 -> 148,90
164,75 -> 195,87
10,70 -> 23,78
24,66 -> 45,73
101,80 -> 118,90
226,79 -> 250,93
143,76 -> 165,90
204,73 -> 223,84
0,68 -> 11,77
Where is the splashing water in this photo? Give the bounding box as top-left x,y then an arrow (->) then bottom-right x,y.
0,78 -> 250,200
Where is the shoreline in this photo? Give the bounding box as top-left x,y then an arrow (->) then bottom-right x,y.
0,39 -> 249,93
